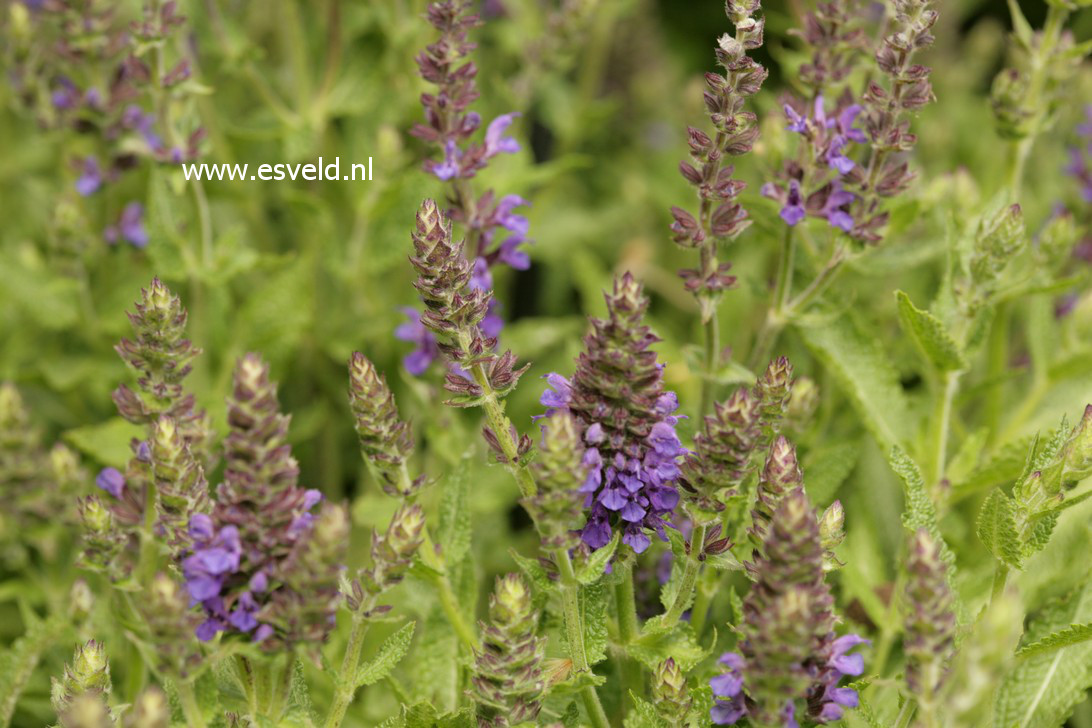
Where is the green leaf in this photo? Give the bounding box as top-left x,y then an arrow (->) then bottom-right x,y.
728,587 -> 744,626
582,582 -> 608,665
1016,623 -> 1092,659
63,417 -> 145,468
977,488 -> 1024,568
889,448 -> 956,573
895,291 -> 967,371
623,693 -> 667,728
953,434 -> 1037,499
575,531 -> 619,585
799,313 -> 911,453
802,440 -> 861,504
1023,513 -> 1058,560
1006,0 -> 1034,48
996,581 -> 1092,727
629,623 -> 714,672
357,622 -> 416,688
438,457 -> 472,565
0,610 -> 64,728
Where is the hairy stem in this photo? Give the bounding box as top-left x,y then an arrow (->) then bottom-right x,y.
177,680 -> 208,728
929,370 -> 960,494
615,560 -> 640,645
323,609 -> 372,728
556,551 -> 610,728
469,360 -> 537,498
749,227 -> 796,370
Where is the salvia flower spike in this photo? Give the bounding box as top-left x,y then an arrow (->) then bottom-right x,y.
470,574 -> 545,727
525,410 -> 586,550
671,0 -> 766,314
539,272 -> 684,553
903,528 -> 956,711
185,353 -> 340,649
51,640 -> 113,728
712,488 -> 866,726
348,352 -> 417,497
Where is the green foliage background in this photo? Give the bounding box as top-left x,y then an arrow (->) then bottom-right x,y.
1,0 -> 1092,726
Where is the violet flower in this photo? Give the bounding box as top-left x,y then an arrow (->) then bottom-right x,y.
104,202 -> 149,248
395,308 -> 441,375
75,157 -> 103,197
539,273 -> 684,553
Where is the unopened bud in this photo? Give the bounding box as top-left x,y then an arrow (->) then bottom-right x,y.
125,687 -> 169,728
652,657 -> 691,720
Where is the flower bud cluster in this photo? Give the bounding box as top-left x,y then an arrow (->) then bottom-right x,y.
682,357 -> 794,516
711,489 -> 865,726
400,1 -> 531,369
51,640 -> 113,728
525,411 -> 586,549
408,199 -> 530,405
137,572 -> 203,679
670,0 -> 766,307
902,529 -> 956,704
112,278 -> 213,462
539,273 -> 684,553
652,657 -> 692,726
348,353 -> 417,497
470,574 -> 545,727
347,503 -> 427,612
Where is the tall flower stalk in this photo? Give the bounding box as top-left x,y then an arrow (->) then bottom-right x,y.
669,0 -> 766,414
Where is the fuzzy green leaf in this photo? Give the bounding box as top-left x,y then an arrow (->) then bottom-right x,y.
977,488 -> 1025,568
357,622 -> 416,688
996,581 -> 1092,727
438,458 -> 472,565
629,624 -> 714,672
953,435 -> 1037,498
582,582 -> 609,665
623,693 -> 666,728
1016,623 -> 1092,659
800,314 -> 911,453
889,448 -> 956,573
575,531 -> 619,585
0,610 -> 64,728
802,440 -> 861,504
895,290 -> 967,371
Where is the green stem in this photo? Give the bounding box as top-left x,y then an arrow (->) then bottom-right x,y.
234,656 -> 258,720
689,568 -> 718,637
177,681 -> 208,728
893,698 -> 916,728
615,560 -> 640,645
323,610 -> 372,728
267,657 -> 295,722
700,309 -> 720,417
990,563 -> 1011,607
556,551 -> 610,728
661,523 -> 707,628
984,302 -> 1011,442
871,570 -> 906,677
433,563 -> 480,652
748,227 -> 796,371
469,360 -> 537,498
929,371 -> 960,494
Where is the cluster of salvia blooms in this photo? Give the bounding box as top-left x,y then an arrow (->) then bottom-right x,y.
469,574 -> 545,727
762,0 -> 936,243
188,354 -> 346,648
711,487 -> 866,726
4,1 -> 203,249
408,198 -> 530,418
539,273 -> 684,553
901,528 -> 956,712
344,352 -> 426,613
400,0 -> 531,373
669,0 -> 766,315
82,278 -> 212,578
523,410 -> 586,550
681,357 -> 795,529
651,658 -> 692,727
0,382 -> 86,564
51,640 -> 113,728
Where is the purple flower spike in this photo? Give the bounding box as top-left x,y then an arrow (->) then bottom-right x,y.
484,113 -> 521,157
95,467 -> 125,499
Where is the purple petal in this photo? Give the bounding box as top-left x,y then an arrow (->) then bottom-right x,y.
484,112 -> 521,156
709,673 -> 743,698
95,467 -> 125,498
195,619 -> 224,642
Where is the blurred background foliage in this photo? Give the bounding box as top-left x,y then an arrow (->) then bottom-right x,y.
1,0 -> 1091,725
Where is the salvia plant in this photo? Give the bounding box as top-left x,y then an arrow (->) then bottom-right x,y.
0,0 -> 1091,727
